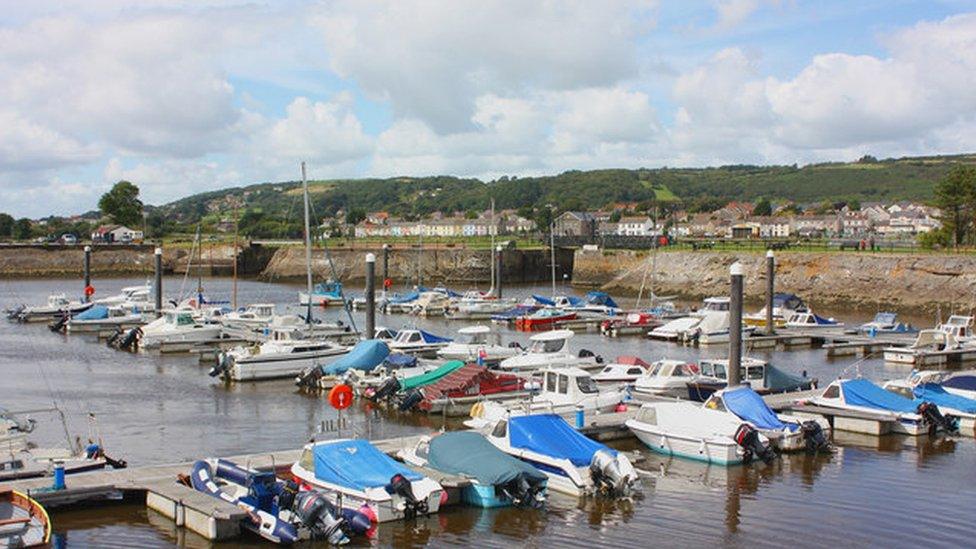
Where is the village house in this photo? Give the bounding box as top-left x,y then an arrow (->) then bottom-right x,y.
554,211 -> 598,237
791,215 -> 842,237
91,225 -> 144,243
615,216 -> 656,236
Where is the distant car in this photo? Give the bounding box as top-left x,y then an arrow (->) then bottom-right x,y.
60,234 -> 78,245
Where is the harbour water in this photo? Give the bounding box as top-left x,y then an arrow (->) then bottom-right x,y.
2,276 -> 975,547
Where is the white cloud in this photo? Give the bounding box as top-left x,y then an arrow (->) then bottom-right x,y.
0,111 -> 100,171
262,95 -> 374,165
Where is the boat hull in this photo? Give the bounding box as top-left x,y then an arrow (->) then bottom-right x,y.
229,349 -> 348,381
626,420 -> 744,465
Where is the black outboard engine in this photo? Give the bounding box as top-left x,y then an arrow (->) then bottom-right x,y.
209,352 -> 231,378
734,423 -> 776,464
386,473 -> 426,519
5,305 -> 25,321
578,349 -> 604,364
292,490 -> 349,545
371,377 -> 401,401
118,327 -> 141,351
499,473 -> 546,508
800,420 -> 830,453
917,402 -> 959,435
295,366 -> 323,388
398,389 -> 424,412
508,341 -> 524,350
49,313 -> 69,333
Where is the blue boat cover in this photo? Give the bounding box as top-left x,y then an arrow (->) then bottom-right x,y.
492,305 -> 537,320
585,291 -> 619,309
388,291 -> 419,304
811,314 -> 838,325
312,439 -> 422,491
943,375 -> 976,392
531,295 -> 556,307
74,305 -> 109,320
913,383 -> 976,413
508,414 -> 615,467
419,330 -> 452,344
383,353 -> 417,369
722,387 -> 797,432
322,340 -> 390,375
428,432 -> 546,486
841,379 -> 917,413
565,296 -> 584,307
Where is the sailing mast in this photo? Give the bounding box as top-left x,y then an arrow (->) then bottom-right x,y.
488,198 -> 495,296
232,202 -> 239,310
302,162 -> 313,324
550,221 -> 556,297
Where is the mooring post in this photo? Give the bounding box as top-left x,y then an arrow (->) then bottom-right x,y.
365,253 -> 376,339
154,247 -> 163,318
729,261 -> 744,386
382,244 -> 389,298
765,250 -> 775,335
495,245 -> 503,299
83,245 -> 92,302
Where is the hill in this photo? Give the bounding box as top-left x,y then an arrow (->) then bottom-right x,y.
157,153 -> 976,231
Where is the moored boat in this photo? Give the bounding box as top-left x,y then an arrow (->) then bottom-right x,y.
387,329 -> 452,357
591,356 -> 651,384
212,328 -> 348,382
785,312 -> 843,329
632,359 -> 700,398
685,358 -> 817,402
703,386 -> 831,452
299,281 -> 344,307
0,488 -> 51,548
497,330 -> 601,374
514,308 -> 576,331
436,325 -> 519,364
808,378 -> 959,436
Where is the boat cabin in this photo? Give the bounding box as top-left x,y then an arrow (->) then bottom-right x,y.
938,315 -> 974,340
698,358 -> 767,386
536,367 -> 600,406
699,297 -> 730,313
527,329 -> 574,354
647,359 -> 699,378
457,325 -> 492,345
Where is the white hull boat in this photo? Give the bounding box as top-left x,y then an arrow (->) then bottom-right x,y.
497,330 -> 601,375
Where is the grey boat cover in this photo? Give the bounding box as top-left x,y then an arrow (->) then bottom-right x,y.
427,431 -> 546,486
765,364 -> 815,392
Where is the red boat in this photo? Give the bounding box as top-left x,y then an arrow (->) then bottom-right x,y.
514,309 -> 576,331
408,364 -> 528,414
600,312 -> 662,337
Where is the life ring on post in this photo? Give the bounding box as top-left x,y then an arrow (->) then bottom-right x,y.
84,285 -> 95,298
329,384 -> 354,410
383,278 -> 393,290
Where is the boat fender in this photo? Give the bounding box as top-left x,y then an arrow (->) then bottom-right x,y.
292,490 -> 349,545
386,473 -> 426,519
800,421 -> 831,453
916,402 -> 959,435
733,424 -> 776,464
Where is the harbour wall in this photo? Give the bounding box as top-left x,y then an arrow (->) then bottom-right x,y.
573,248 -> 976,312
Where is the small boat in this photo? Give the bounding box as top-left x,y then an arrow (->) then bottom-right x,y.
60,304 -> 145,333
882,318 -> 971,364
808,378 -> 958,436
447,292 -> 517,320
514,308 -> 576,331
744,293 -> 808,328
552,292 -> 621,318
626,401 -> 776,466
436,326 -> 519,364
649,297 -> 728,341
632,359 -> 701,398
703,386 -> 831,452
11,294 -> 93,323
476,413 -> 639,497
785,312 -> 843,329
213,328 -> 349,382
220,303 -> 277,330
299,280 -> 344,307
591,356 -> 651,384
387,329 -> 452,357
188,458 -> 367,545
685,358 -> 817,402
600,312 -> 661,337
295,339 -> 391,389
882,371 -> 976,432
397,364 -> 527,415
497,330 -> 601,374
290,439 -> 444,523
490,300 -> 543,324
0,488 -> 51,548
138,309 -> 223,349
381,291 -> 421,314
94,282 -> 153,307
856,312 -> 917,335
409,291 -> 451,317
368,360 -> 467,402
398,432 -> 547,508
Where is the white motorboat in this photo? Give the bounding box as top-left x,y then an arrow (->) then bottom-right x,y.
298,280 -> 344,307
632,359 -> 701,398
267,314 -> 352,339
447,292 -> 517,320
649,297 -> 728,341
685,357 -> 817,402
468,367 -> 628,424
11,294 -> 93,322
290,439 -> 444,523
881,371 -> 976,433
626,401 -> 775,466
744,293 -> 808,328
94,283 -> 153,307
785,311 -> 844,329
387,329 -> 452,357
219,303 -> 277,331
552,291 -> 621,318
881,317 -> 974,363
64,304 -> 146,333
410,291 -> 451,317
497,330 -> 601,374
702,386 -> 830,452
591,356 -> 651,384
856,312 -> 917,335
213,328 -> 349,382
473,412 -> 639,497
138,310 -> 223,349
808,378 -> 958,436
435,325 -> 519,364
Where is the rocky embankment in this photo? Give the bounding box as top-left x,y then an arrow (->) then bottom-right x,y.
574,249 -> 976,312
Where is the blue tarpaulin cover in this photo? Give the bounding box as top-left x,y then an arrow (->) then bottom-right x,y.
508,414 -> 615,467
811,314 -> 838,325
388,291 -> 419,304
383,353 -> 417,369
428,432 -> 546,486
565,296 -> 584,307
585,292 -> 619,309
531,295 -> 555,307
841,379 -> 918,413
722,387 -> 797,432
322,340 -> 390,375
913,383 -> 976,413
491,305 -> 538,320
74,305 -> 109,320
312,439 -> 422,491
944,375 -> 976,392
419,330 -> 452,344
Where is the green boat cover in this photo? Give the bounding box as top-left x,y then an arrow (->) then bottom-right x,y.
427,432 -> 546,486
399,360 -> 465,391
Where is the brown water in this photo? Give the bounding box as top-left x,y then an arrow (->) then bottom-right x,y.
1,277 -> 974,548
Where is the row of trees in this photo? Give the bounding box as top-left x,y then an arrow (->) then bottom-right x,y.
932,165 -> 976,247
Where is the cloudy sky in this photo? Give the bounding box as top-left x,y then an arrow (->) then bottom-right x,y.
3,0 -> 976,217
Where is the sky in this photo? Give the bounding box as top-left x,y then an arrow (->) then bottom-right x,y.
3,0 -> 976,218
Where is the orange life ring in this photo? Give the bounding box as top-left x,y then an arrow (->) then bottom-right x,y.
329,384 -> 354,410
383,278 -> 393,289
84,285 -> 95,297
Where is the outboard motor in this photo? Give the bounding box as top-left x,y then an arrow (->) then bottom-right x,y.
114,327 -> 141,351
49,313 -> 69,333
734,423 -> 776,464
208,352 -> 232,378
5,305 -> 25,321
800,420 -> 831,453
386,473 -> 426,519
579,349 -> 604,364
371,377 -> 401,401
295,366 -> 323,388
589,450 -> 639,496
917,402 -> 959,435
292,490 -> 349,545
500,473 -> 546,508
398,389 -> 424,412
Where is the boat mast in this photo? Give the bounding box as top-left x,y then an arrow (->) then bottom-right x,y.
550,221 -> 556,297
232,201 -> 239,310
488,197 -> 495,296
302,161 -> 313,324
